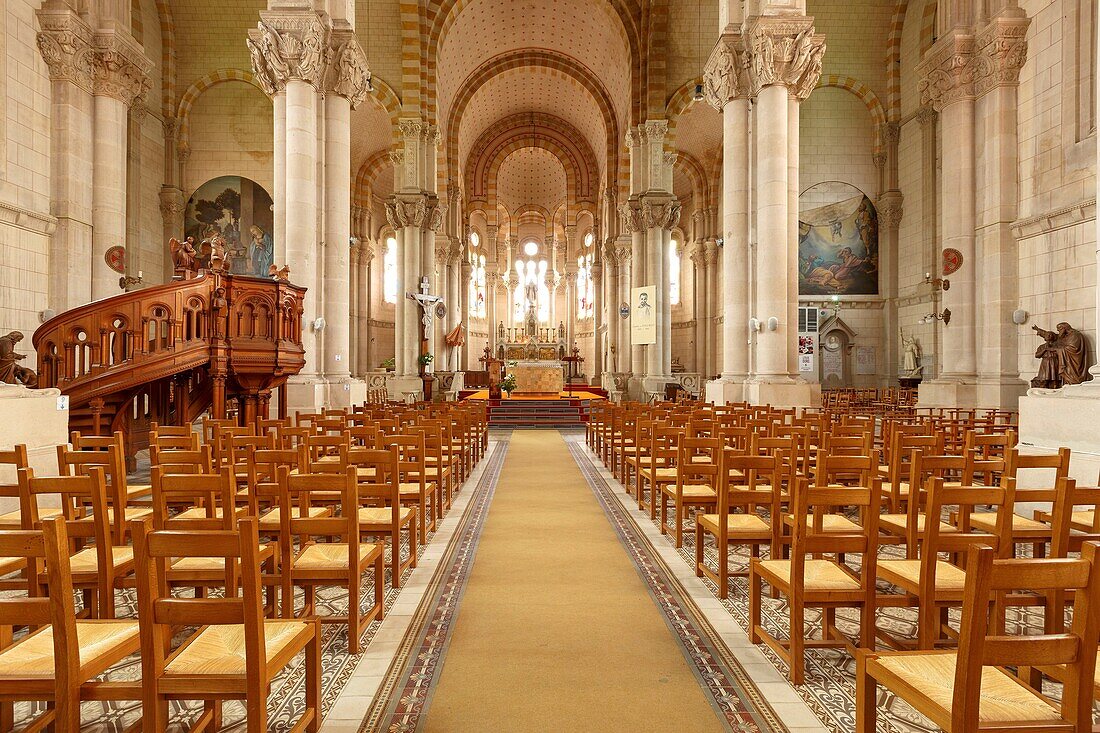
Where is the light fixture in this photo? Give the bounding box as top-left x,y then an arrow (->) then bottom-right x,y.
749,317 -> 761,332
119,271 -> 143,290
693,83 -> 705,102
921,309 -> 952,326
924,272 -> 950,291
767,317 -> 779,332
1012,309 -> 1029,325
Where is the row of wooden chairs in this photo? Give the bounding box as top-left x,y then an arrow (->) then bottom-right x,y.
587,400 -> 1100,731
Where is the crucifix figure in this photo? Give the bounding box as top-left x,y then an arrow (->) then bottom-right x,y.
407,276 -> 444,334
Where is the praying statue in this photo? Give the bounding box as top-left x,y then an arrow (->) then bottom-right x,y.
1031,322 -> 1091,389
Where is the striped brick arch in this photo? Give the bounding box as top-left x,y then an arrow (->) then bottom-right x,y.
884,0 -> 938,121
354,149 -> 395,212
664,77 -> 703,150
175,69 -> 265,148
465,113 -> 599,205
443,49 -> 622,204
815,75 -> 888,153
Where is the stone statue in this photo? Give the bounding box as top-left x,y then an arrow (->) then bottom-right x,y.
901,329 -> 923,377
1031,322 -> 1091,388
0,331 -> 38,388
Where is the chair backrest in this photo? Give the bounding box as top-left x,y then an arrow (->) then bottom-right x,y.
952,544 -> 1100,731
150,432 -> 200,451
676,435 -> 719,486
278,466 -> 359,548
0,444 -> 28,498
149,444 -> 214,474
150,465 -> 236,530
788,475 -> 880,591
133,518 -> 266,694
1003,447 -> 1070,485
349,446 -> 400,512
69,430 -> 123,453
915,476 -> 1005,556
718,451 -> 783,529
246,447 -> 300,516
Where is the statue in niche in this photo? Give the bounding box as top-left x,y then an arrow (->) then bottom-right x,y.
0,332 -> 38,388
1031,322 -> 1091,388
900,329 -> 923,377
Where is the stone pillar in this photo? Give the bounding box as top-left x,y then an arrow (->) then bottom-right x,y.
564,269 -> 578,350
691,242 -> 707,372
742,15 -> 824,408
591,257 -> 604,376
272,92 -> 287,262
704,239 -> 719,377
703,30 -> 751,403
456,256 -> 469,370
974,12 -> 1030,408
249,11 -> 330,410
357,242 -> 374,375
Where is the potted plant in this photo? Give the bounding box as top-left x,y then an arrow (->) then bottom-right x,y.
501,372 -> 517,397
381,357 -> 395,372
418,352 -> 434,371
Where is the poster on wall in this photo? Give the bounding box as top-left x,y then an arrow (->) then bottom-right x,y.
798,334 -> 815,373
184,176 -> 275,277
797,193 -> 879,296
630,285 -> 656,345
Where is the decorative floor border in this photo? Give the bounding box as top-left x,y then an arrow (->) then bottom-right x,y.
357,436 -> 510,733
567,441 -> 790,733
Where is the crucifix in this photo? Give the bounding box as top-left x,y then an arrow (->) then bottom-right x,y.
406,276 -> 445,393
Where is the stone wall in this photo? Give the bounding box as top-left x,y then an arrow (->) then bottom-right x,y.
0,0 -> 54,338
182,80 -> 274,197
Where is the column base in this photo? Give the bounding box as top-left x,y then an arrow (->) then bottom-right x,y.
326,377 -> 368,409
975,376 -> 1028,410
1020,382 -> 1100,483
742,378 -> 821,409
284,376 -> 329,416
386,375 -> 424,403
705,377 -> 746,405
917,379 -> 978,409
626,376 -> 673,402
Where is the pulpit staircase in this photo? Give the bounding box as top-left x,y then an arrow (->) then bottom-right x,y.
32,271 -> 307,462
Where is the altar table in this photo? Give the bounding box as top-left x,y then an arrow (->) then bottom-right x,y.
512,361 -> 565,394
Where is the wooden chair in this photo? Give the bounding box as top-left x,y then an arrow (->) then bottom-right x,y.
17,467 -> 131,619
69,431 -> 152,501
278,466 -> 384,653
0,518 -> 140,731
385,433 -> 437,544
56,444 -> 152,544
659,435 -> 719,547
0,445 -> 62,531
352,445 -> 418,587
638,424 -> 681,517
695,451 -> 784,599
857,543 -> 1100,732
749,475 -> 881,684
133,517 -> 321,732
875,476 -> 1003,649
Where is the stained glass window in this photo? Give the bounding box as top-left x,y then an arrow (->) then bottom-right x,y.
669,239 -> 681,306
577,253 -> 594,318
469,254 -> 486,318
383,236 -> 398,304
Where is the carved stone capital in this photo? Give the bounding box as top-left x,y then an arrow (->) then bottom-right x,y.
917,32 -> 976,110
35,9 -> 95,92
882,121 -> 901,146
328,36 -> 371,108
703,240 -> 719,266
877,190 -> 904,230
158,187 -> 185,221
618,201 -> 643,234
386,195 -> 442,233
916,105 -> 937,128
972,14 -> 1030,98
92,31 -> 152,104
640,196 -> 681,230
703,32 -> 749,110
644,119 -> 668,145
744,17 -> 825,100
248,13 -> 329,94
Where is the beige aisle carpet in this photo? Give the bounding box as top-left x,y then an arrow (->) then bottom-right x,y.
420,429 -> 727,732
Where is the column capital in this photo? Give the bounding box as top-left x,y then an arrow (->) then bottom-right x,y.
618,200 -> 644,234
248,12 -> 330,94
917,30 -> 976,110
744,16 -> 825,100
35,8 -> 95,92
703,32 -> 750,110
326,34 -> 372,108
703,239 -> 719,266
91,30 -> 152,104
876,190 -> 904,230
158,187 -> 185,222
640,194 -> 681,230
385,193 -> 443,232
972,14 -> 1030,98
916,104 -> 938,128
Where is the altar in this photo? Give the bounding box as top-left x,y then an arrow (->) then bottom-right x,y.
511,360 -> 565,394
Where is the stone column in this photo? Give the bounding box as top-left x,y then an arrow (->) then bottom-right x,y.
487,271 -> 500,354
564,269 -> 578,350
249,11 -> 329,409
456,256 -> 469,370
591,257 -> 604,375
620,200 -> 646,375
272,92 -> 287,262
321,35 -> 369,398
691,242 -> 707,372
703,30 -> 751,403
357,242 -> 374,375
974,12 -> 1030,407
88,31 -> 150,301
741,16 -> 824,408
704,240 -> 719,377
349,244 -> 360,371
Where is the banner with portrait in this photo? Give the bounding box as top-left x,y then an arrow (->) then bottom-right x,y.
630,285 -> 656,345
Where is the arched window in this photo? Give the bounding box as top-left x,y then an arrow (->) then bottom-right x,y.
383,236 -> 398,304
669,239 -> 681,306
584,231 -> 594,248
469,254 -> 486,318
512,256 -> 550,323
577,253 -> 594,318
469,230 -> 480,249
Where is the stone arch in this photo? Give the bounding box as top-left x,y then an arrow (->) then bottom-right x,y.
152,0 -> 175,118
673,151 -> 711,223
176,70 -> 265,148
444,50 -> 621,196
642,0 -> 670,119
664,76 -> 704,151
815,75 -> 888,153
354,149 -> 395,211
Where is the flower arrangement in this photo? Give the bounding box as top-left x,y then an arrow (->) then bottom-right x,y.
501,372 -> 517,395
381,357 -> 395,371
418,353 -> 434,367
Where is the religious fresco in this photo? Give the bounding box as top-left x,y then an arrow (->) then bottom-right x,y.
184,176 -> 275,277
797,193 -> 879,296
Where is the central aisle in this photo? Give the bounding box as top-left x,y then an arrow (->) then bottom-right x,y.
422,430 -> 726,732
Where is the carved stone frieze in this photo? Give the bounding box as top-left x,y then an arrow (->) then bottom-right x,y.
92,31 -> 152,104
744,17 -> 825,100
703,33 -> 749,110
